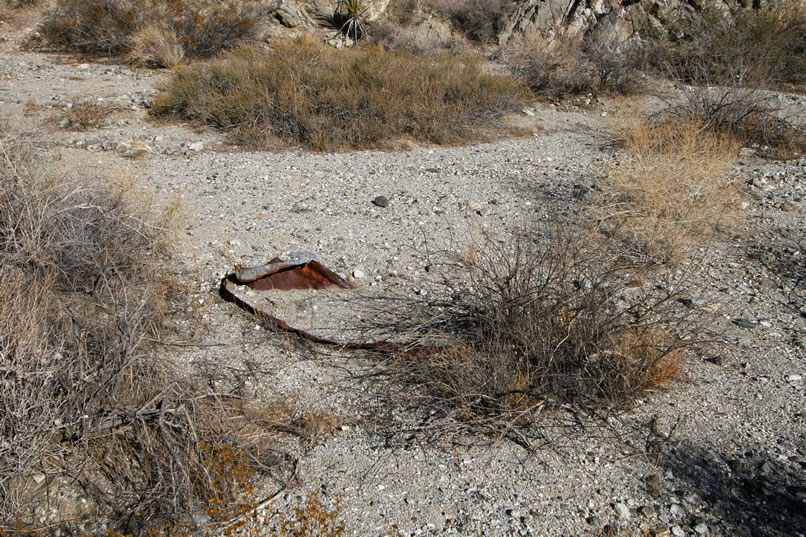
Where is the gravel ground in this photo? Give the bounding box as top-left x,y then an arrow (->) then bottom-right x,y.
1,8 -> 804,537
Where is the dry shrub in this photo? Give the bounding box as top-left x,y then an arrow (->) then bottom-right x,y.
39,0 -> 261,59
658,86 -> 806,159
3,0 -> 39,8
0,138 -> 292,535
647,1 -> 806,89
504,32 -> 642,99
153,38 -> 527,151
594,110 -> 742,264
373,225 -> 689,434
56,99 -> 115,130
129,23 -> 185,68
426,0 -> 513,43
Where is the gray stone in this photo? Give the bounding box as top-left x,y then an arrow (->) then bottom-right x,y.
372,195 -> 389,208
670,504 -> 685,517
188,142 -> 204,152
613,502 -> 631,519
671,526 -> 686,537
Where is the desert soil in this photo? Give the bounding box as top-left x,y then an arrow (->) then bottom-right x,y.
1,8 -> 805,537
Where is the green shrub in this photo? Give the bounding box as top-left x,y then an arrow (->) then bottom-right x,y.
153,38 -> 527,151
39,0 -> 261,59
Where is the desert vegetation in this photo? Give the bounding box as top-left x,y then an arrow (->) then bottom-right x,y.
40,0 -> 263,64
0,138 -> 305,535
1,0 -> 805,534
152,38 -> 527,150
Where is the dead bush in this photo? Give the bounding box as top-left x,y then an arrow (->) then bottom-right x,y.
504,32 -> 643,99
593,111 -> 742,264
55,99 -> 116,130
657,86 -> 806,159
153,38 -> 527,151
368,225 -> 690,436
39,0 -> 261,59
0,138 -> 293,535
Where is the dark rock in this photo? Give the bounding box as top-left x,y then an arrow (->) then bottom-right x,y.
732,318 -> 757,329
372,195 -> 389,208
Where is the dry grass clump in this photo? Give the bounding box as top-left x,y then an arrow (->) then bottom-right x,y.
153,38 -> 527,151
129,23 -> 185,68
594,111 -> 742,264
0,138 -> 292,535
504,32 -> 643,99
39,0 -> 262,62
375,226 -> 688,433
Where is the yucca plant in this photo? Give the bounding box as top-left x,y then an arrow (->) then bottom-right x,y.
339,0 -> 368,41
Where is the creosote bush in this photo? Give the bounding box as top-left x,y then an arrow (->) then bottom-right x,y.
0,138 -> 292,535
594,110 -> 742,264
153,38 -> 527,151
40,0 -> 262,62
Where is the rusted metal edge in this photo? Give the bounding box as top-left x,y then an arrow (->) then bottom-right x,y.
218,274 -> 437,355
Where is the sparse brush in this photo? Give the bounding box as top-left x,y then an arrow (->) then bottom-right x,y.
646,1 -> 806,89
504,32 -> 643,99
593,110 -> 742,264
40,0 -> 261,60
657,86 -> 806,159
426,0 -> 513,43
0,138 -> 294,535
56,99 -> 115,129
153,39 -> 527,151
367,224 -> 692,437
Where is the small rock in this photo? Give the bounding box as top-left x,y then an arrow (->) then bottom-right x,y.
693,523 -> 708,535
522,108 -> 535,117
671,525 -> 686,537
587,515 -> 602,527
732,318 -> 757,329
613,503 -> 631,519
638,505 -> 657,518
352,269 -> 365,279
372,195 -> 389,208
785,374 -> 802,382
59,118 -> 69,128
188,142 -> 204,152
670,504 -> 685,517
704,355 -> 723,365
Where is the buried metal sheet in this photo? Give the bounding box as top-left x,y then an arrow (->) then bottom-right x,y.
220,253 -> 434,354
234,254 -> 353,291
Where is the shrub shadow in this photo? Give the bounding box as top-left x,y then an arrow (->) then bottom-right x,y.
664,440 -> 806,537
